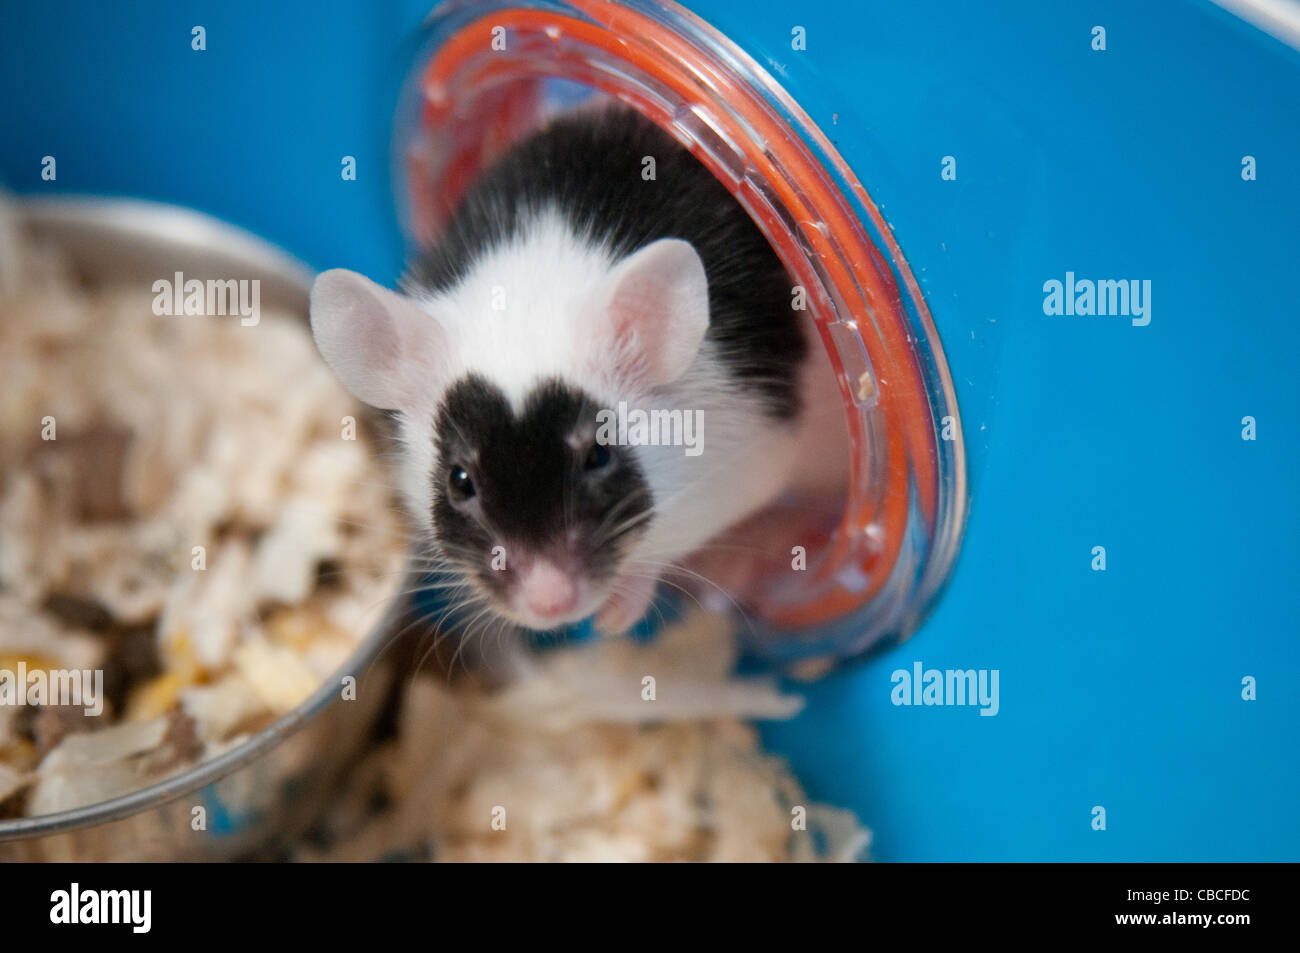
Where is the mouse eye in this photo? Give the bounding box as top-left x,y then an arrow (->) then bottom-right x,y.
447,464 -> 476,501
584,443 -> 613,472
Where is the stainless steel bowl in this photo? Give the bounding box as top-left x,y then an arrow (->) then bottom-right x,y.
0,198 -> 406,861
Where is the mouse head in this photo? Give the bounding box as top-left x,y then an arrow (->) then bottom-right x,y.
309,238 -> 709,629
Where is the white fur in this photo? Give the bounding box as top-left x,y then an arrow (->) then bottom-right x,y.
407,211 -> 620,409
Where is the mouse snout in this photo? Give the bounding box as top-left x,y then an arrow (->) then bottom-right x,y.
512,553 -> 581,620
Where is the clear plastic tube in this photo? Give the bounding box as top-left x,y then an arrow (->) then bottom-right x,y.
393,0 -> 967,662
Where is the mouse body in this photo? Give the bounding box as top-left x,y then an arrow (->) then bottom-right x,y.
311,106 -> 846,634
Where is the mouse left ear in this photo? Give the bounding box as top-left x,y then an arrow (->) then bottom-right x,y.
310,269 -> 446,411
593,238 -> 710,389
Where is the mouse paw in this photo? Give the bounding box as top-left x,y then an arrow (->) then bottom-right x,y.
594,571 -> 659,636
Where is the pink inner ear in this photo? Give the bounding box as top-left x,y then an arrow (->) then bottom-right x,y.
312,269 -> 444,411
599,239 -> 710,390
357,304 -> 403,375
606,288 -> 659,387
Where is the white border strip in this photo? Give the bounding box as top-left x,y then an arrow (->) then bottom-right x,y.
1212,0 -> 1300,50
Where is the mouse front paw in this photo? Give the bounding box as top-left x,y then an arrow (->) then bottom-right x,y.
594,570 -> 660,636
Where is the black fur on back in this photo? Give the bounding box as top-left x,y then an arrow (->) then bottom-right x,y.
408,105 -> 806,419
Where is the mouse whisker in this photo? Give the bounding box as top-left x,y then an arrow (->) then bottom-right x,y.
621,558 -> 759,637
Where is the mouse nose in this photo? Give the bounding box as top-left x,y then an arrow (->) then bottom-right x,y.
517,558 -> 580,619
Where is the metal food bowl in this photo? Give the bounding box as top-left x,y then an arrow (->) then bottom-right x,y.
0,198 -> 406,861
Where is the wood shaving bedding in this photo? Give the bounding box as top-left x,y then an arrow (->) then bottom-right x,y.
0,199 -> 407,818
290,609 -> 870,863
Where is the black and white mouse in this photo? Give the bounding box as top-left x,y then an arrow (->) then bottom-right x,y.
311,105 -> 846,635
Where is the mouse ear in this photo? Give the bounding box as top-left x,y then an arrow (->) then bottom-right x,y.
595,238 -> 710,389
310,269 -> 445,411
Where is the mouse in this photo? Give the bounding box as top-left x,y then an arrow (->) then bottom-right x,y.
310,105 -> 848,635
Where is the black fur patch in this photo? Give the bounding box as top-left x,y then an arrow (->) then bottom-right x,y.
409,106 -> 806,419
431,374 -> 653,594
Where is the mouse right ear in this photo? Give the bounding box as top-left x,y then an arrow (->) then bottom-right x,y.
592,238 -> 711,391
309,269 -> 446,411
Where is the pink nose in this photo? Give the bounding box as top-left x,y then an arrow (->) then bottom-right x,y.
518,559 -> 579,618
